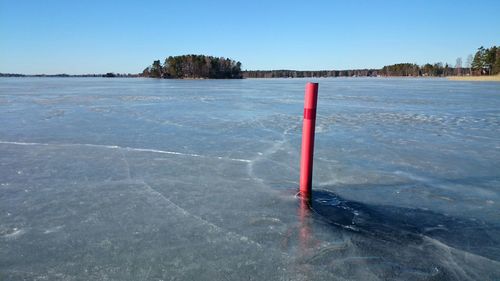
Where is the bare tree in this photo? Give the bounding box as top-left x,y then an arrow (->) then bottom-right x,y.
455,57 -> 462,76
466,54 -> 473,76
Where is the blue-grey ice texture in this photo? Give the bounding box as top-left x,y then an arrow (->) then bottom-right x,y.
1,77 -> 499,280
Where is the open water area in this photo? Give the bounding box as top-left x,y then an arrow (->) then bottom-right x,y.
1,77 -> 499,280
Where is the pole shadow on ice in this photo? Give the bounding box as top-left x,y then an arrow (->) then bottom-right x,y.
296,82 -> 500,262
300,186 -> 500,262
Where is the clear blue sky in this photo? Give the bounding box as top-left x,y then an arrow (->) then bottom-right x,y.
1,0 -> 499,74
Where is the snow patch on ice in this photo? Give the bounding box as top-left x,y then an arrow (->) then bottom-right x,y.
2,227 -> 25,239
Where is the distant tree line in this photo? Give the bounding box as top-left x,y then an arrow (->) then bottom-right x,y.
240,46 -> 499,78
142,55 -> 243,79
244,45 -> 500,78
0,73 -> 26,77
0,73 -> 138,78
243,69 -> 379,78
379,45 -> 499,77
379,63 -> 457,77
102,73 -> 139,78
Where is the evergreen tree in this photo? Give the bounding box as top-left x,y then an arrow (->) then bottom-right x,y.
484,46 -> 497,75
150,60 -> 162,78
422,63 -> 434,76
472,46 -> 486,74
494,48 -> 500,75
433,63 -> 444,76
141,67 -> 151,77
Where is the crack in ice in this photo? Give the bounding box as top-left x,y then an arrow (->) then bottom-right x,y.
139,181 -> 264,249
246,125 -> 294,185
0,140 -> 252,163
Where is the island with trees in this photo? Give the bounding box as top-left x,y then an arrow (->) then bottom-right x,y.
141,55 -> 242,79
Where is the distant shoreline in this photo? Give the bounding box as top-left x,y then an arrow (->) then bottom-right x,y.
2,74 -> 500,81
447,75 -> 500,82
0,73 -> 138,78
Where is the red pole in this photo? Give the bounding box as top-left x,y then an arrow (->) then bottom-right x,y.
300,82 -> 318,202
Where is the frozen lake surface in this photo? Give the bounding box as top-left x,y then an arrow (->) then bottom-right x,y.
1,77 -> 499,280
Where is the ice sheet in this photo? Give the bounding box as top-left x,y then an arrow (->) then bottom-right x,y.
1,77 -> 499,280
